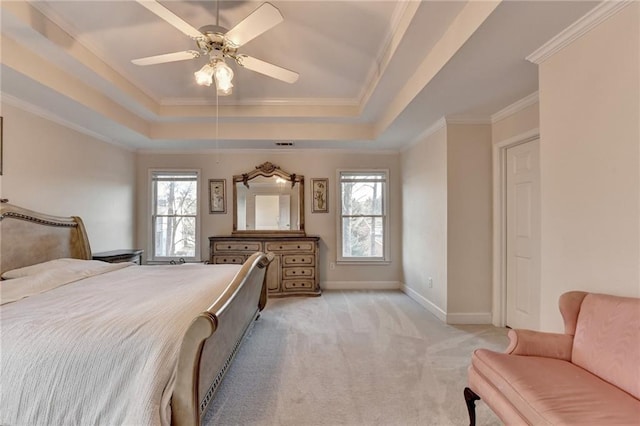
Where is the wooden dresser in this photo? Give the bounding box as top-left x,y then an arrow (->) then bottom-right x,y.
209,235 -> 320,297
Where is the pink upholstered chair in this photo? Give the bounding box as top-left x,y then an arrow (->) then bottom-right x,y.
464,291 -> 640,425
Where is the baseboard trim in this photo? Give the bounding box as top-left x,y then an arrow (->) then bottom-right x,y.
322,281 -> 401,290
402,285 -> 447,322
446,312 -> 493,325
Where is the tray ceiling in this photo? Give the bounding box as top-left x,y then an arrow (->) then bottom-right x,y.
0,1 -> 598,151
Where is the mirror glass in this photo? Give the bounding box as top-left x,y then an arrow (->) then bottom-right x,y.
233,163 -> 304,234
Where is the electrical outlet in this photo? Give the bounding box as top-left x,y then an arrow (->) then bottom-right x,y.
428,277 -> 433,288
330,262 -> 336,270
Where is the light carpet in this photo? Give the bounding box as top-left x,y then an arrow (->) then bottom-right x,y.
203,290 -> 507,426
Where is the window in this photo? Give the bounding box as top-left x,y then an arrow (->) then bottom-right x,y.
150,170 -> 199,261
337,170 -> 389,262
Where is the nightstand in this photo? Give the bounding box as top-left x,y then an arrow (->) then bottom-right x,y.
92,249 -> 143,265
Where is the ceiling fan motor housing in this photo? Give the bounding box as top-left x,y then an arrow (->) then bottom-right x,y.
196,25 -> 238,59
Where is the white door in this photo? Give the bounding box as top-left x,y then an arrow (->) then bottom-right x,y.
505,139 -> 540,329
255,195 -> 280,230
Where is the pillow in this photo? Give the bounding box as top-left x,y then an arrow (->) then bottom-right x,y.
1,260 -> 132,305
1,273 -> 65,305
2,258 -> 106,280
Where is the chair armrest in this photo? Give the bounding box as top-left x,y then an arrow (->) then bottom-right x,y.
506,329 -> 573,361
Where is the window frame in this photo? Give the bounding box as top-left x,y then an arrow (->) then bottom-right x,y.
336,169 -> 390,264
148,169 -> 201,263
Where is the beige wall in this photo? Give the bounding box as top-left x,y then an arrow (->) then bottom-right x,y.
0,103 -> 136,252
492,102 -> 539,144
135,150 -> 402,287
447,124 -> 492,320
538,3 -> 640,331
401,123 -> 493,323
401,126 -> 448,317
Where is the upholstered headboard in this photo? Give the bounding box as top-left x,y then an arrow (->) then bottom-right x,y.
0,203 -> 92,275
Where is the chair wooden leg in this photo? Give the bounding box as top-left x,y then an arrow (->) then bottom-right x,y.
464,387 -> 481,426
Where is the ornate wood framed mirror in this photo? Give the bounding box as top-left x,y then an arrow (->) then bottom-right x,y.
232,162 -> 305,236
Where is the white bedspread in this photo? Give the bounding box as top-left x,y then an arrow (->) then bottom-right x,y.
0,262 -> 243,426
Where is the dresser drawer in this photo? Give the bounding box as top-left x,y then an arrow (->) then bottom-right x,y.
210,235 -> 321,297
282,267 -> 314,279
282,254 -> 314,266
265,241 -> 315,253
283,279 -> 314,290
214,242 -> 262,252
212,255 -> 245,264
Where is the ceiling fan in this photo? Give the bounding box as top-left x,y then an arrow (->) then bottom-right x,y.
132,0 -> 299,95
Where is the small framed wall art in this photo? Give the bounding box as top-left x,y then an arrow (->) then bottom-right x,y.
311,178 -> 329,213
208,179 -> 226,214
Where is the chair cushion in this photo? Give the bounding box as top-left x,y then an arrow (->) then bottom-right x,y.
572,293 -> 640,399
472,349 -> 640,424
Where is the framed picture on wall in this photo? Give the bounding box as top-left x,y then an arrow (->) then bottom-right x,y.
311,178 -> 329,213
208,179 -> 226,214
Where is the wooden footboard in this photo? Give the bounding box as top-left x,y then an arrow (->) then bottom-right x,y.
172,252 -> 273,426
0,202 -> 271,425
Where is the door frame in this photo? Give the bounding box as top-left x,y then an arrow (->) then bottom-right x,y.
492,128 -> 540,327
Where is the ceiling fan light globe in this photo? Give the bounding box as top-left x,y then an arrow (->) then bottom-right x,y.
213,61 -> 234,91
216,79 -> 234,92
217,87 -> 233,96
194,63 -> 215,86
195,73 -> 213,86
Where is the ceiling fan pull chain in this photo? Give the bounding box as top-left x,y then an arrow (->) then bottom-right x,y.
215,88 -> 220,164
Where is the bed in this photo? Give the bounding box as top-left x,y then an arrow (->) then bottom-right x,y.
0,202 -> 272,426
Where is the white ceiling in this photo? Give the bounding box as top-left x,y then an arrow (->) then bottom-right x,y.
0,0 -> 598,151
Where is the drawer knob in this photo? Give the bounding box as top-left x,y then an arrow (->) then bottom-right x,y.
297,245 -> 301,249
292,259 -> 296,262
223,258 -> 227,262
227,246 -> 231,249
292,271 -> 296,274
244,246 -> 248,249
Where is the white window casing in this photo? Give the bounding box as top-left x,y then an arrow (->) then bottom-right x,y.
336,169 -> 390,263
149,169 -> 201,262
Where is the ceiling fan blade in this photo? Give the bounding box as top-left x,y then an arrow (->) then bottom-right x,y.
132,50 -> 200,66
225,2 -> 284,47
236,55 -> 299,84
136,0 -> 204,40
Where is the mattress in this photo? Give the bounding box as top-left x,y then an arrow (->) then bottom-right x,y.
0,260 -> 243,425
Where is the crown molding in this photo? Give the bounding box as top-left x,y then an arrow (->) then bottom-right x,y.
357,1 -> 420,110
445,116 -> 492,125
526,0 -> 633,64
1,93 -> 133,151
25,1 -> 161,107
403,113 -> 496,152
491,91 -> 539,123
402,117 -> 447,151
136,147 -> 401,155
159,97 -> 360,107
